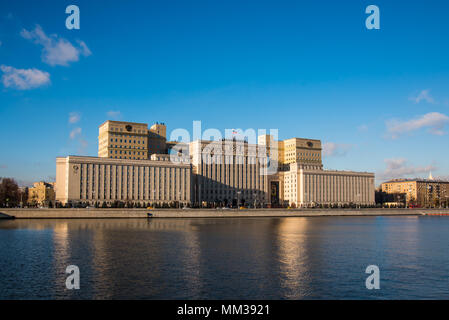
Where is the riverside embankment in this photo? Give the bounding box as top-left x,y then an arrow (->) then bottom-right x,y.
1,208 -> 448,219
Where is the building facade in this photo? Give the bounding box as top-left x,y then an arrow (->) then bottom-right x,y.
381,178 -> 449,207
57,120 -> 376,208
56,155 -> 191,206
28,181 -> 56,206
284,165 -> 375,207
188,139 -> 269,207
98,120 -> 167,160
258,134 -> 375,207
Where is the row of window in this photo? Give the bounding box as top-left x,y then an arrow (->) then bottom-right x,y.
110,138 -> 145,144
303,175 -> 370,202
79,164 -> 189,200
110,150 -> 145,155
110,128 -> 147,134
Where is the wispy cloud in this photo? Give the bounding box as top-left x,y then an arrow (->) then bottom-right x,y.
77,40 -> 91,56
323,142 -> 353,157
69,127 -> 82,139
1,65 -> 50,90
357,124 -> 368,132
378,158 -> 437,180
107,110 -> 122,120
69,112 -> 81,124
409,89 -> 436,104
21,25 -> 91,66
386,112 -> 449,139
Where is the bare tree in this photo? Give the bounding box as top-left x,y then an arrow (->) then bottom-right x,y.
0,178 -> 20,207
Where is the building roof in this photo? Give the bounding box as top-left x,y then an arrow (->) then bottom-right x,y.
98,120 -> 149,128
382,178 -> 449,184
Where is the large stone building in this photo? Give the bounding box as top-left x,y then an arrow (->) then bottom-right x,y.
98,120 -> 167,160
55,155 -> 191,206
56,120 -> 375,207
189,139 -> 269,207
381,177 -> 449,207
258,135 -> 375,207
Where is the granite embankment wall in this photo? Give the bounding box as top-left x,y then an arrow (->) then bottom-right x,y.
1,208 -> 448,219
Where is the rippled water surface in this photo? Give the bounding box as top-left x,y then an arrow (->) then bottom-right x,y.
1,215 -> 449,299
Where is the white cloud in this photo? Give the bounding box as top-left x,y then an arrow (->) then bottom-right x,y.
21,25 -> 91,66
378,158 -> 437,180
386,112 -> 449,139
107,110 -> 122,119
77,40 -> 92,56
409,89 -> 436,104
1,64 -> 50,90
323,142 -> 352,157
357,124 -> 368,132
69,127 -> 82,139
69,112 -> 81,124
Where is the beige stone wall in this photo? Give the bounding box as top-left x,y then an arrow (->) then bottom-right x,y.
98,120 -> 150,160
279,163 -> 375,207
56,155 -> 191,206
282,137 -> 322,166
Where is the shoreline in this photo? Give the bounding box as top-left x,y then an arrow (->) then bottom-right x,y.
1,208 -> 448,219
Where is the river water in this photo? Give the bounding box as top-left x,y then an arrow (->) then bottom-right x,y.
1,215 -> 448,299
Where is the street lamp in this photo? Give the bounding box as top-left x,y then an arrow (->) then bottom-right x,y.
253,192 -> 257,209
237,191 -> 241,209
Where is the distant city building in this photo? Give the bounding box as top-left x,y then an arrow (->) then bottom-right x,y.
28,181 -> 55,206
381,177 -> 449,207
56,120 -> 376,207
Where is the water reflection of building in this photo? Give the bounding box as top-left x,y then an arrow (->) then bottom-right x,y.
275,218 -> 311,299
52,222 -> 70,292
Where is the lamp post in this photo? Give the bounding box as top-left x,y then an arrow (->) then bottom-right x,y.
253,192 -> 257,209
237,191 -> 241,209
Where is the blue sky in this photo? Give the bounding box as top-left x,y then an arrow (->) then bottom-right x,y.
1,0 -> 449,186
